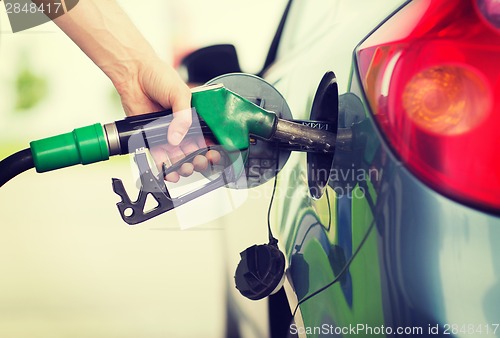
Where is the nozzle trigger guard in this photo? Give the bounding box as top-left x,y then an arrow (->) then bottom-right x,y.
112,146 -> 239,225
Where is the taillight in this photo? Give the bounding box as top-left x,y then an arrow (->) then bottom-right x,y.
356,0 -> 500,212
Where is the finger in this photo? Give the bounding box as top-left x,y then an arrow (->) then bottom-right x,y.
168,108 -> 193,146
193,155 -> 209,171
150,146 -> 179,182
150,143 -> 188,181
165,145 -> 186,165
197,135 -> 220,149
190,136 -> 214,171
170,81 -> 192,114
168,81 -> 192,146
196,137 -> 207,148
140,62 -> 191,146
200,137 -> 220,165
206,150 -> 221,164
180,138 -> 199,156
149,145 -> 171,172
178,162 -> 194,177
165,172 -> 180,183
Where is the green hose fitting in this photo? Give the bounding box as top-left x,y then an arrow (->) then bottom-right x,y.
30,123 -> 109,173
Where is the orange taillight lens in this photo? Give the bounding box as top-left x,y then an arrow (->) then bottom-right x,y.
402,65 -> 491,135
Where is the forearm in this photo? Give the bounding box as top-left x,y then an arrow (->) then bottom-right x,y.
51,0 -> 158,88
35,0 -> 192,144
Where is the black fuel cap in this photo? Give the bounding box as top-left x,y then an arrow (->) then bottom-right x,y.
234,243 -> 286,300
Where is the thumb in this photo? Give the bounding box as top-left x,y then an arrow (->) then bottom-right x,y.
167,81 -> 192,145
140,60 -> 192,145
168,106 -> 193,146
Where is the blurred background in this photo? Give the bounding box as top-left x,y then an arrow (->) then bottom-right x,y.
0,1 -> 287,337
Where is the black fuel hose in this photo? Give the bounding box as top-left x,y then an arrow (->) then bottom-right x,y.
0,148 -> 35,187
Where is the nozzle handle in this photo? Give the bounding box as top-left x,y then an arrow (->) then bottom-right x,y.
111,85 -> 277,156
112,109 -> 212,155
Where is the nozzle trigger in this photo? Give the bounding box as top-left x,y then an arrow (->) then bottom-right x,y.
112,146 -> 240,225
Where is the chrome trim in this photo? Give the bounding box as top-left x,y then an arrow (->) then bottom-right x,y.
103,122 -> 121,156
283,276 -> 306,338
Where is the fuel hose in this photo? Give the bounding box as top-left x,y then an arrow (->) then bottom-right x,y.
0,148 -> 35,187
0,123 -> 109,188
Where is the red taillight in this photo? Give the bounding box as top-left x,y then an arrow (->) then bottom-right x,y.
356,0 -> 500,211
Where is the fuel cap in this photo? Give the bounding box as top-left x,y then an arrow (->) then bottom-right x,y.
234,243 -> 286,300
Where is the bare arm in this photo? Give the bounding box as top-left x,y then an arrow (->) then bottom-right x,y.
52,0 -> 192,145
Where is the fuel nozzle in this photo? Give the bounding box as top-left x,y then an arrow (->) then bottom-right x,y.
28,83 -> 337,174
272,118 -> 336,153
23,77 -> 340,225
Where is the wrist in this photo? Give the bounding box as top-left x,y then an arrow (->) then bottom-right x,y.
109,53 -> 163,101
111,56 -> 167,116
104,52 -> 157,90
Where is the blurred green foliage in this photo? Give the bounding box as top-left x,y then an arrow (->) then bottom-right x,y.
14,53 -> 48,112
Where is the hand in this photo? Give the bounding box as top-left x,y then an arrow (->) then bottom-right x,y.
116,57 -> 192,146
150,136 -> 222,183
115,58 -> 220,182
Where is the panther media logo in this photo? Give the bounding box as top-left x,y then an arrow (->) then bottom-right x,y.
1,0 -> 79,32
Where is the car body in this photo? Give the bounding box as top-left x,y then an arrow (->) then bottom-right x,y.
183,0 -> 500,337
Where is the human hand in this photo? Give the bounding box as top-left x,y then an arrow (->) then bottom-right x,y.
115,57 -> 192,146
150,136 -> 222,183
114,57 -> 220,182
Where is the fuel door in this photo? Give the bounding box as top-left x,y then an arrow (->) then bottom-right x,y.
307,71 -> 338,199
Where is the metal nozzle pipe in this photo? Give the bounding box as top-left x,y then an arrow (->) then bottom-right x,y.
272,119 -> 337,153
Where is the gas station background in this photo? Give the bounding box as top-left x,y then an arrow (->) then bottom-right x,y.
0,1 -> 286,337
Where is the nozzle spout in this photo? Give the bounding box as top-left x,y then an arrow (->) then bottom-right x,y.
273,119 -> 336,153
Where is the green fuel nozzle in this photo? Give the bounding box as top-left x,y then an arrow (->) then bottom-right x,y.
29,84 -> 279,173
8,79 -> 339,224
29,83 -> 336,174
